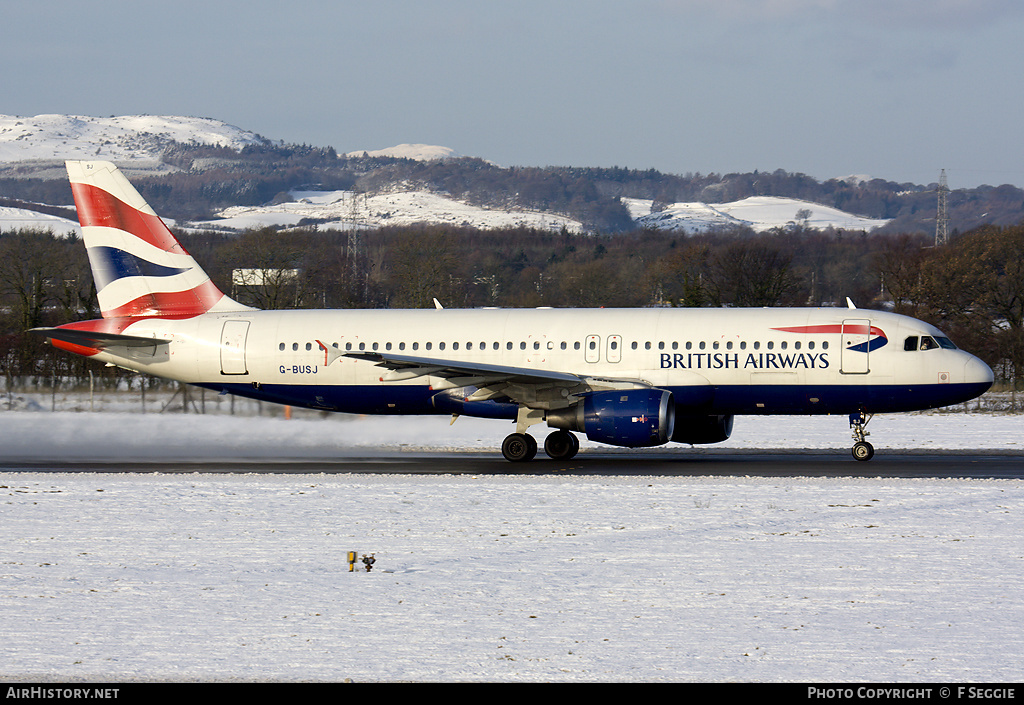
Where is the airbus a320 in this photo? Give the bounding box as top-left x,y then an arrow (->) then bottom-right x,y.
34,161 -> 994,462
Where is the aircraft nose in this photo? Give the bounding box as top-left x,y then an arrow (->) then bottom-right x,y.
965,355 -> 994,388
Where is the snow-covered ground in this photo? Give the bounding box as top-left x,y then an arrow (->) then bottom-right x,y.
1,398 -> 1022,682
0,388 -> 1021,458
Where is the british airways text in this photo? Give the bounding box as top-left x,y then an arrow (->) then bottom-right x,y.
660,352 -> 830,370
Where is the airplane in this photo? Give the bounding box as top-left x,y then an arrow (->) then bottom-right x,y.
33,160 -> 994,463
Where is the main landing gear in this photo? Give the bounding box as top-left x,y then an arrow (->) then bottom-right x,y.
849,411 -> 874,461
501,430 -> 580,462
501,406 -> 579,462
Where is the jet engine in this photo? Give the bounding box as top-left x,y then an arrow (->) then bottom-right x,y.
547,389 -> 675,448
671,414 -> 734,444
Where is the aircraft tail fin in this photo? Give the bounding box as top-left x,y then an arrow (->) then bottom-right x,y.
66,160 -> 252,319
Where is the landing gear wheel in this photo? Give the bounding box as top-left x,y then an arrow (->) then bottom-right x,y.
544,430 -> 579,461
852,441 -> 874,461
502,433 -> 537,462
849,411 -> 874,461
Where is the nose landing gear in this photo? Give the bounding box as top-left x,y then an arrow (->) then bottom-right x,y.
849,411 -> 874,461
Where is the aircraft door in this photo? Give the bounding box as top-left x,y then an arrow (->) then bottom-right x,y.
840,318 -> 870,374
220,320 -> 250,375
585,335 -> 601,363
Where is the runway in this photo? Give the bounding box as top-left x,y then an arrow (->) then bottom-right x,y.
3,449 -> 1021,479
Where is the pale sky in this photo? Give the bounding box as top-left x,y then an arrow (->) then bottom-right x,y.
5,0 -> 1024,187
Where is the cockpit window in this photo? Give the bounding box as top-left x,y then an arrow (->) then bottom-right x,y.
908,334 -> 957,351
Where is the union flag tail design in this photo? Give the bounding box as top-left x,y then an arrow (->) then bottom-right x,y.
66,160 -> 251,319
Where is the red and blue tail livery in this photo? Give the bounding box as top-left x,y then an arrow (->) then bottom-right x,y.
66,160 -> 249,319
34,161 -> 994,463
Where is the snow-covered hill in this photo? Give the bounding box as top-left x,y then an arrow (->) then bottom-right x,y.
344,143 -> 460,161
0,114 -> 891,234
0,205 -> 78,234
625,196 -> 890,233
197,188 -> 583,233
0,114 -> 268,177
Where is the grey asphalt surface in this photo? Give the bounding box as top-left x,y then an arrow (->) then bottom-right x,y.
3,449 -> 1021,479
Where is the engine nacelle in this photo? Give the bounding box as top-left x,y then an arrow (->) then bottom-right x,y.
671,414 -> 734,445
547,389 -> 675,448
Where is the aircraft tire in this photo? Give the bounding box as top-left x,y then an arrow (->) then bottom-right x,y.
502,433 -> 537,462
544,430 -> 579,460
852,441 -> 875,461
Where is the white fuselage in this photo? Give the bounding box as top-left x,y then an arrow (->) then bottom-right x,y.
86,306 -> 993,419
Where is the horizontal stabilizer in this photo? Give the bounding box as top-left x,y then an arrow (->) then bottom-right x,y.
30,327 -> 169,350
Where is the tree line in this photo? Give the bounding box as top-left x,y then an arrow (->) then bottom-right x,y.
2,221 -> 1023,395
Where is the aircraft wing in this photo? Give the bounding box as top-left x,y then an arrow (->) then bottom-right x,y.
344,351 -> 583,386
344,350 -> 711,411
